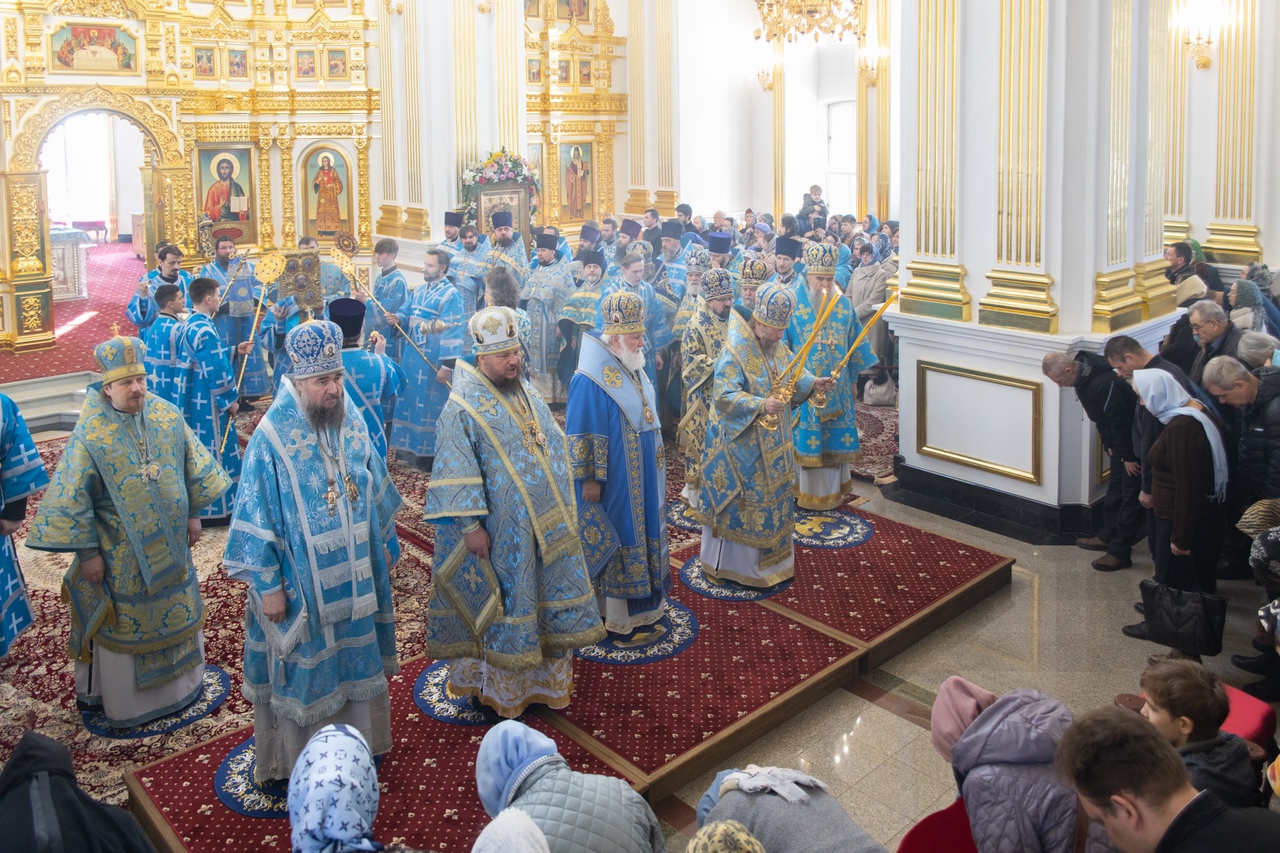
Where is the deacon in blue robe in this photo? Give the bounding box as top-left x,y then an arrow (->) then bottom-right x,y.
389,254 -> 464,462
0,393 -> 49,659
595,250 -> 672,388
224,321 -> 402,783
126,244 -> 192,330
140,286 -> 186,406
28,335 -> 230,726
425,306 -> 604,718
199,239 -> 269,398
175,278 -> 247,519
785,242 -> 875,511
329,298 -> 404,460
522,233 -> 578,402
699,285 -> 832,588
257,296 -> 303,391
566,315 -> 670,635
446,228 -> 493,325
480,211 -> 530,290
365,248 -> 409,361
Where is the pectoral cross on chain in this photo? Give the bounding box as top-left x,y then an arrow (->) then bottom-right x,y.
325,480 -> 341,515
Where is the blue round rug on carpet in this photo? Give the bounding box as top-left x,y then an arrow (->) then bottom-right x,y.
413,660 -> 498,726
214,737 -> 289,818
575,599 -> 699,665
667,501 -> 701,533
82,664 -> 230,740
678,555 -> 793,601
792,509 -> 874,549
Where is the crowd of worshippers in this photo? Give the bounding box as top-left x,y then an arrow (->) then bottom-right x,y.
1039,244 -> 1280,700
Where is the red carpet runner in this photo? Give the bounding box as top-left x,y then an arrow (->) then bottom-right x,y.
0,242 -> 145,381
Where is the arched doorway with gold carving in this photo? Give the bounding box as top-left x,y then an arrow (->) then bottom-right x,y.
3,87 -> 193,354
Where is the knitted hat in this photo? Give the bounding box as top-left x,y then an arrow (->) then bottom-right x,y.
930,676 -> 999,762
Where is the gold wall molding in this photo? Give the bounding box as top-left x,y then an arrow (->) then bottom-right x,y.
1204,0 -> 1261,263
277,129 -> 296,248
1091,268 -> 1144,332
10,86 -> 182,170
1133,259 -> 1177,319
256,130 -> 275,248
772,40 -> 785,221
902,0 -> 967,320
874,0 -> 890,222
376,204 -> 402,237
980,0 -> 1052,333
404,0 -> 423,205
402,206 -> 429,241
902,261 -> 970,321
624,0 -> 645,213
355,128 -> 372,248
50,0 -> 146,16
980,271 -> 1057,333
195,122 -> 252,142
916,360 -> 1043,485
454,0 -> 478,173
526,92 -> 628,115
3,171 -> 53,351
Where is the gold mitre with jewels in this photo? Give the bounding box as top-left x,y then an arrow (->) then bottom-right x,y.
740,258 -> 770,288
753,282 -> 797,329
470,306 -> 521,355
94,329 -> 147,385
803,241 -> 840,275
601,290 -> 646,335
702,269 -> 735,301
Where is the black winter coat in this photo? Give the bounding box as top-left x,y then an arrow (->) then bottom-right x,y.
1237,366 -> 1280,499
1151,790 -> 1280,852
1073,351 -> 1137,461
1132,356 -> 1198,492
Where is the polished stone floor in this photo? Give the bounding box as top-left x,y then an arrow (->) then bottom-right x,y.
655,479 -> 1276,851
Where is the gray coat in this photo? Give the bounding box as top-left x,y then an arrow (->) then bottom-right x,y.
1180,733 -> 1260,808
506,755 -> 666,853
706,786 -> 887,853
951,689 -> 1116,853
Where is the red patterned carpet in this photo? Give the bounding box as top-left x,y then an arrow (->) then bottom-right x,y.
134,658 -> 619,853
850,401 -> 898,481
0,242 -> 144,381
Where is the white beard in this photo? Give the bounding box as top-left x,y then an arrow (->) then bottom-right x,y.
613,345 -> 646,372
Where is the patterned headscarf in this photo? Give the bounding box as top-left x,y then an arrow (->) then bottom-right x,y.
288,725 -> 381,853
688,820 -> 766,853
1250,527 -> 1280,586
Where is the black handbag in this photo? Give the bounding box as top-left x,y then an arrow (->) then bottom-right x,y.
1139,577 -> 1228,657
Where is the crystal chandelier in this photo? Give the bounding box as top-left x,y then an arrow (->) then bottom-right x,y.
754,0 -> 867,44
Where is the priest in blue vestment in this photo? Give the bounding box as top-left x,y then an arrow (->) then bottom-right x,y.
224,320 -> 403,783
699,284 -> 833,588
680,269 -> 735,514
567,292 -> 671,635
769,236 -> 807,293
787,242 -> 875,510
199,236 -> 269,399
389,249 -> 465,467
0,393 -> 49,659
127,243 -> 193,330
425,306 -> 604,718
595,248 -> 672,387
140,283 -> 185,406
257,296 -> 303,391
329,299 -> 404,460
28,334 -> 230,726
480,211 -> 531,287
522,231 -> 578,402
176,277 -> 252,519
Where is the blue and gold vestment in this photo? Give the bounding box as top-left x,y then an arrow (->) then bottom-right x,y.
27,389 -> 229,687
0,393 -> 49,658
390,278 -> 465,458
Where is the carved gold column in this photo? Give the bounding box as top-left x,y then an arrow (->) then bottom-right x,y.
623,0 -> 649,214
598,121 -> 617,216
1134,0 -> 1178,318
652,0 -> 677,215
1092,0 -> 1143,332
278,129 -> 296,249
772,41 -> 785,221
979,0 -> 1056,333
376,0 -> 401,237
357,128 -> 373,248
403,0 -> 429,240
1203,0 -> 1261,263
901,0 -> 969,321
4,171 -> 53,352
875,0 -> 891,222
256,129 -> 275,249
1163,1 -> 1190,243
454,0 -> 478,174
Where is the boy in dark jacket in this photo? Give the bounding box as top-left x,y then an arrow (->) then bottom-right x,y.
1042,350 -> 1142,570
1139,659 -> 1260,808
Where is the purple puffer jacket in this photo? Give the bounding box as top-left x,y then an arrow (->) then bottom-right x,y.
950,689 -> 1117,853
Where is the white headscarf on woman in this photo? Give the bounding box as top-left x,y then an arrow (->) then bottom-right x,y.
1131,369 -> 1228,501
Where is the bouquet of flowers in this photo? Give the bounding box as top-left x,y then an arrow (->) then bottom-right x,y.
459,147 -> 541,225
